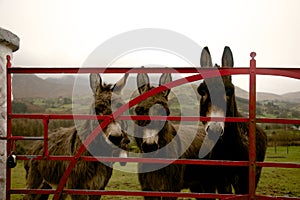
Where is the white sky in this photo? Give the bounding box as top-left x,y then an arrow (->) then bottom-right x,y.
1,0 -> 300,94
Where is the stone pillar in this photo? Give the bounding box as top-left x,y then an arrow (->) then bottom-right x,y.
0,27 -> 19,200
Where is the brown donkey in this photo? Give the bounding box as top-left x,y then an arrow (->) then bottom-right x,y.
23,73 -> 130,200
134,72 -> 206,200
197,46 -> 267,195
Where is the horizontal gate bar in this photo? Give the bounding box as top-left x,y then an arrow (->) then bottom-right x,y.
257,161 -> 300,169
10,188 -> 249,199
16,155 -> 249,166
11,189 -> 300,200
7,67 -> 300,81
9,114 -> 300,124
15,155 -> 300,168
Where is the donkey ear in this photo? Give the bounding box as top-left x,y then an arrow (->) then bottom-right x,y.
90,73 -> 102,94
113,73 -> 129,94
222,46 -> 234,68
200,47 -> 213,68
137,73 -> 150,94
159,73 -> 172,98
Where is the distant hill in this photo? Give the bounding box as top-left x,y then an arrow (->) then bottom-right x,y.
12,74 -> 300,103
235,86 -> 300,103
12,74 -> 89,98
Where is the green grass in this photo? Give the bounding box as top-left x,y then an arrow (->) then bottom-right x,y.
256,146 -> 300,197
10,146 -> 300,199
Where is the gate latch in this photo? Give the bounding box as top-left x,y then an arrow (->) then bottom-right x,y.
7,151 -> 17,168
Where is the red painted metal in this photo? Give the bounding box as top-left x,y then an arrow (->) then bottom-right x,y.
248,52 -> 257,199
257,161 -> 300,169
10,188 -> 249,199
8,113 -> 300,124
5,54 -> 300,199
7,66 -> 300,77
15,155 -> 249,166
6,55 -> 12,200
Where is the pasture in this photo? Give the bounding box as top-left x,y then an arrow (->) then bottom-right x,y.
10,146 -> 300,199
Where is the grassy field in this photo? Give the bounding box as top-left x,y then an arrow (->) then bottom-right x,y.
10,146 -> 300,199
256,146 -> 300,197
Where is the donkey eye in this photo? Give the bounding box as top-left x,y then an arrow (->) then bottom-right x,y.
197,84 -> 207,96
198,88 -> 207,97
199,90 -> 206,97
226,87 -> 234,97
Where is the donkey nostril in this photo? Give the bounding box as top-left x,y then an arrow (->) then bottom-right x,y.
206,125 -> 210,134
220,128 -> 224,136
142,142 -> 159,153
108,135 -> 123,146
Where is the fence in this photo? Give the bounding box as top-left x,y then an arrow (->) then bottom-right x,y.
1,29 -> 300,200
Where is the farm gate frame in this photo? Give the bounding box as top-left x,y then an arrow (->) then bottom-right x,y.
2,52 -> 300,199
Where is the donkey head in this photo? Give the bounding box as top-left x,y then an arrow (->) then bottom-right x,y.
89,73 -> 130,149
135,73 -> 172,153
197,46 -> 236,140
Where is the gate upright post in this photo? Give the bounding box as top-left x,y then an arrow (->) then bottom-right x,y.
248,52 -> 257,199
0,27 -> 19,200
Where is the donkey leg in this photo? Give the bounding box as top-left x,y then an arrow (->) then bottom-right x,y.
70,194 -> 88,200
189,179 -> 216,200
216,172 -> 232,194
36,181 -> 52,200
255,166 -> 263,188
216,180 -> 232,194
88,195 -> 101,200
23,165 -> 44,200
233,167 -> 249,194
67,181 -> 88,200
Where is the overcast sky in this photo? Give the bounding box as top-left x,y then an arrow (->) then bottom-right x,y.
1,0 -> 300,94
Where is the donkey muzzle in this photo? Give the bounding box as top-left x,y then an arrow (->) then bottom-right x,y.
206,122 -> 224,141
142,142 -> 159,153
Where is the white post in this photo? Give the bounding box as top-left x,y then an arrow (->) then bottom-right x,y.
0,27 -> 19,200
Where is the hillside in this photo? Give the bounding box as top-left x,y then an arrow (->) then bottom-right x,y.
12,74 -> 88,98
12,74 -> 300,103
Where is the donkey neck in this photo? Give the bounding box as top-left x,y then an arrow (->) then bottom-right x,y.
76,119 -> 114,157
224,96 -> 248,140
158,121 -> 181,157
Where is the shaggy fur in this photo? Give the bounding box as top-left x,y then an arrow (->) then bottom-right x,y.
197,47 -> 267,196
23,74 -> 129,200
134,73 -> 206,200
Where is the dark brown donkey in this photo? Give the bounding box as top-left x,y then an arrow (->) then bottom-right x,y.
23,73 -> 130,200
134,72 -> 206,200
197,46 -> 267,195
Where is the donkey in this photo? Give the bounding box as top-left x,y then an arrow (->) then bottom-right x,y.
23,73 -> 130,200
134,72 -> 206,200
197,46 -> 267,195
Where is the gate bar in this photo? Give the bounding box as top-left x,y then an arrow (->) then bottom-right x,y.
6,55 -> 13,200
8,113 -> 300,124
248,52 -> 257,199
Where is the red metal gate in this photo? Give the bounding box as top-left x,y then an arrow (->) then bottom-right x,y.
4,53 -> 300,199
